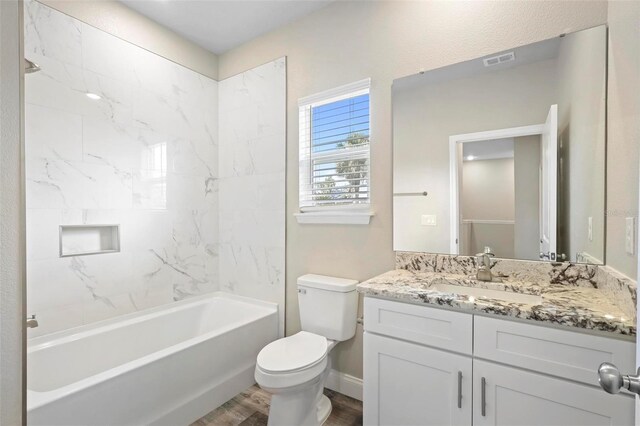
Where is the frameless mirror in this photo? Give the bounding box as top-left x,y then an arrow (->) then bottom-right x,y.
392,25 -> 606,264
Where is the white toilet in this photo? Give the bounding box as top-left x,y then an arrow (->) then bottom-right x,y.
255,274 -> 358,426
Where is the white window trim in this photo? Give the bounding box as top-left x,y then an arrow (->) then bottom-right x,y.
294,210 -> 373,225
297,78 -> 374,225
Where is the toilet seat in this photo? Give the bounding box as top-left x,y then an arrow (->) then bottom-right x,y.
258,331 -> 328,373
255,331 -> 328,389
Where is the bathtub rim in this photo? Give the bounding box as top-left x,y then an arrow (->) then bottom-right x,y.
28,292 -> 277,348
27,292 -> 278,411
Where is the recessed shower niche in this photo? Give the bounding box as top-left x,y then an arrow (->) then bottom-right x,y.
59,225 -> 120,257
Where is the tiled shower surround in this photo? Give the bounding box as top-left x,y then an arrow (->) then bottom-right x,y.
219,60 -> 286,333
24,0 -> 285,336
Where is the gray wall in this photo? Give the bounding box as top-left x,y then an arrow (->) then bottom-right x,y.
464,222 -> 515,259
462,158 -> 515,222
0,0 -> 25,423
557,26 -> 606,263
607,0 -> 640,279
217,0 -> 608,380
514,135 -> 541,260
461,158 -> 515,258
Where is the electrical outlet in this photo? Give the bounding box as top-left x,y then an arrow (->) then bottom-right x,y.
625,217 -> 635,255
588,217 -> 593,242
421,215 -> 437,226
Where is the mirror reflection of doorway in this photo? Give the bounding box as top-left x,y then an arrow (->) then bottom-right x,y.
459,137 -> 539,259
450,104 -> 557,261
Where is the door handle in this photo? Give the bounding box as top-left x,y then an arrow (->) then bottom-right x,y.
598,363 -> 640,395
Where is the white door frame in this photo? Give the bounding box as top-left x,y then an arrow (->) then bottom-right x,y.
449,124 -> 545,254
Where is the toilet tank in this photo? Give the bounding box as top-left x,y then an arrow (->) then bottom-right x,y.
297,274 -> 359,341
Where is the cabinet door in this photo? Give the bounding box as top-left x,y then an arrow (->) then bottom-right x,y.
363,332 -> 472,426
473,359 -> 635,426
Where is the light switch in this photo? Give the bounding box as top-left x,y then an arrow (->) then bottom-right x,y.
588,217 -> 593,242
421,215 -> 437,226
625,217 -> 635,255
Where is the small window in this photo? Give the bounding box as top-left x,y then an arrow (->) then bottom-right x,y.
298,79 -> 371,213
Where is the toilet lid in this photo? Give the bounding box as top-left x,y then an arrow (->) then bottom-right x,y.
257,331 -> 328,373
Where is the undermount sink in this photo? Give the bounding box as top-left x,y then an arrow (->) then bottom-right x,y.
430,283 -> 543,305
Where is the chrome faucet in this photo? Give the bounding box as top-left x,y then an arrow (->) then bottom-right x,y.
26,314 -> 38,328
475,247 -> 496,282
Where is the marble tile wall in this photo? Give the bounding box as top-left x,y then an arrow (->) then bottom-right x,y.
25,0 -> 219,336
218,58 -> 287,335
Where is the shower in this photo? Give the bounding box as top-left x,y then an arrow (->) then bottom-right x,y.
24,58 -> 40,73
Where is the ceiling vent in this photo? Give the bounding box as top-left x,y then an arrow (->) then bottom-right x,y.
483,51 -> 515,67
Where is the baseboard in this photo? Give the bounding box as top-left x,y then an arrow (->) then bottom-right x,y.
325,369 -> 363,401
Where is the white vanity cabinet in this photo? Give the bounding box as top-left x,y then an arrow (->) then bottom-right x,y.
473,360 -> 632,426
364,333 -> 472,425
363,297 -> 635,426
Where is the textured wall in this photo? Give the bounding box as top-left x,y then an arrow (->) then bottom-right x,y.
218,0 -> 609,380
25,0 -> 219,337
218,58 -> 286,335
0,0 -> 25,422
607,0 -> 640,279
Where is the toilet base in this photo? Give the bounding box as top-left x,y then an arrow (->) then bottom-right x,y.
259,339 -> 339,426
265,375 -> 326,426
318,394 -> 332,424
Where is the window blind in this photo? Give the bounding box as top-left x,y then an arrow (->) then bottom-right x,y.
299,79 -> 371,210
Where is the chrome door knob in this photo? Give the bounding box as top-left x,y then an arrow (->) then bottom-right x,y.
598,362 -> 640,395
598,363 -> 625,394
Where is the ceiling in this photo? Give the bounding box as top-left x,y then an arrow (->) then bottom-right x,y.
463,138 -> 515,161
120,0 -> 334,55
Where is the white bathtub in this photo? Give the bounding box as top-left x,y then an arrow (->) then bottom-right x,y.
27,293 -> 278,426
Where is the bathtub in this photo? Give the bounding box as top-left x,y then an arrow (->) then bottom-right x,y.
27,293 -> 278,426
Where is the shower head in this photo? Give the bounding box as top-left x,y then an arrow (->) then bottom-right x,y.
24,58 -> 41,74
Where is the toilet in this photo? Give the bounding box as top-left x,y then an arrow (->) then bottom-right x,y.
255,274 -> 359,426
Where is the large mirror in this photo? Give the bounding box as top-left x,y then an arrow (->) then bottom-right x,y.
393,25 -> 606,264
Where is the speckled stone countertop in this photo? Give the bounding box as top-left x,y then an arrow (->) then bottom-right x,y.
357,253 -> 637,337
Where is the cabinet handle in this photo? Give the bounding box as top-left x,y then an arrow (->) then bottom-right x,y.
457,371 -> 462,408
481,377 -> 486,416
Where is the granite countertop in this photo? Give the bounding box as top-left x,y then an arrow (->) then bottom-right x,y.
357,269 -> 636,336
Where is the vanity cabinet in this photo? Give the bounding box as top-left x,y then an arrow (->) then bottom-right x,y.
363,297 -> 635,426
473,360 -> 633,426
364,333 -> 472,426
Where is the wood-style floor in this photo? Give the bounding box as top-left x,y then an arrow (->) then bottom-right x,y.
191,385 -> 363,426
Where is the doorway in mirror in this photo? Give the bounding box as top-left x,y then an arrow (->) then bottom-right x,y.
450,106 -> 556,262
